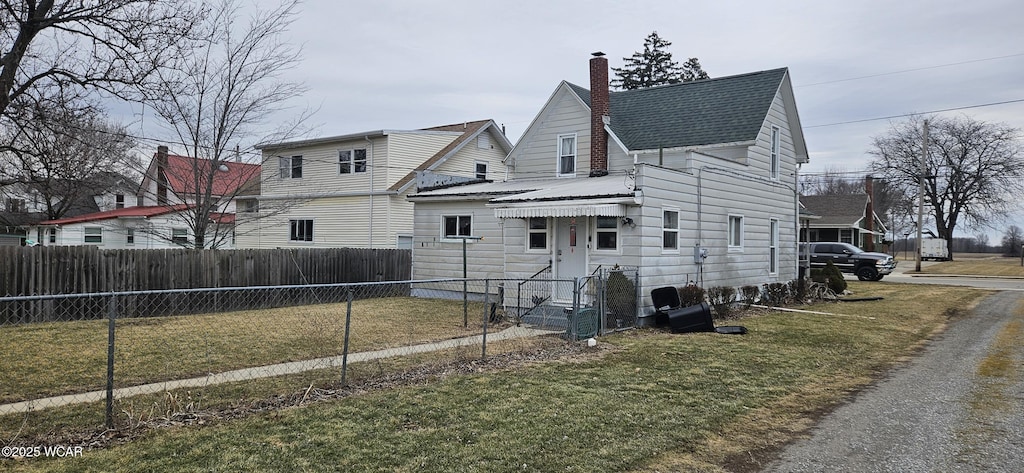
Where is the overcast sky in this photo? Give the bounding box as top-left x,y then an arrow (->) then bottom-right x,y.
133,0 -> 1024,240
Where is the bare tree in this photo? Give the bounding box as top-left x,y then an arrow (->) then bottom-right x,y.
0,0 -> 197,118
140,0 -> 308,249
0,96 -> 137,219
1003,225 -> 1023,257
869,114 -> 1024,260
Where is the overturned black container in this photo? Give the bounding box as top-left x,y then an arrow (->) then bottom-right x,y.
651,286 -> 715,333
667,302 -> 715,334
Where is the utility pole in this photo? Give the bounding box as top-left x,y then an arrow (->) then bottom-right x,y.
915,120 -> 928,272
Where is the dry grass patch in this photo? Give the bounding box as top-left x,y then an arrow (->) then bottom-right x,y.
918,256 -> 1024,277
1,297 -> 487,404
7,282 -> 993,473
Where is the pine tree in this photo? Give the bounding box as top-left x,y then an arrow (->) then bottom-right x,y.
611,31 -> 708,90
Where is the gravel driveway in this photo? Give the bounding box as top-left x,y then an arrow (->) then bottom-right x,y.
761,290 -> 1024,473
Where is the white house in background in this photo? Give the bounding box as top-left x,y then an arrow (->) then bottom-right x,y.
408,53 -> 809,321
236,120 -> 512,249
27,204 -> 225,249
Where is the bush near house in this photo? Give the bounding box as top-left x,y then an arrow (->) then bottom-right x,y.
677,285 -> 706,307
706,286 -> 737,319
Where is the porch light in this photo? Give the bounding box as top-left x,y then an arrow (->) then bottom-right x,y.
621,217 -> 636,228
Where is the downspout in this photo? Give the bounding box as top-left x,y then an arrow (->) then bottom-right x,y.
365,136 -> 374,248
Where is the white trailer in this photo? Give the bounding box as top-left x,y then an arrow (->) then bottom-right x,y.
920,238 -> 949,261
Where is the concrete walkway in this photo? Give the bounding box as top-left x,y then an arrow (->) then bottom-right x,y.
0,325 -> 559,415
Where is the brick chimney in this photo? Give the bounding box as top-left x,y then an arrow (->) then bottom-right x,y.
864,175 -> 875,252
589,52 -> 609,177
156,145 -> 169,205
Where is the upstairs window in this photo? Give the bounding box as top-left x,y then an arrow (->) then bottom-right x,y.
475,161 -> 488,180
770,125 -> 780,179
339,148 -> 367,174
279,156 -> 303,179
115,194 -> 125,209
557,134 -> 576,176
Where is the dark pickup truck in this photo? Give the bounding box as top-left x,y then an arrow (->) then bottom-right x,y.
800,242 -> 897,281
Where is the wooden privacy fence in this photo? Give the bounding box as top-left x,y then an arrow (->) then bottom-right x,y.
0,246 -> 412,296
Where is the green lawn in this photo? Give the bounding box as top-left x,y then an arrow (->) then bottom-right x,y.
3,282 -> 995,473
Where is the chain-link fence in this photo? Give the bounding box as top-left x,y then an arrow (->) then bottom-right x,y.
1,271 -> 638,443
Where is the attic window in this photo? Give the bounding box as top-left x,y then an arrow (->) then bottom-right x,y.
475,161 -> 487,180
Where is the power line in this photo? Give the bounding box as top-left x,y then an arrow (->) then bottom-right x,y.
806,98 -> 1024,128
795,52 -> 1024,87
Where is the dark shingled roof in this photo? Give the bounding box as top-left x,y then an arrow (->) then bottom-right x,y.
567,68 -> 788,151
800,194 -> 869,226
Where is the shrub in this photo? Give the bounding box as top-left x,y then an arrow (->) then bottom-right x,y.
677,284 -> 706,307
823,260 -> 847,293
740,285 -> 760,309
706,286 -> 737,319
605,270 -> 636,328
762,282 -> 790,306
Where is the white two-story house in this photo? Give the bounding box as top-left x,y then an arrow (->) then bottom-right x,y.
408,53 -> 809,321
236,120 -> 512,249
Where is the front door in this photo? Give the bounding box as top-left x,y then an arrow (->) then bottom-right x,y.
553,217 -> 588,303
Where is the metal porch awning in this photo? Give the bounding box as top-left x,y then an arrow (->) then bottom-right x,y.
492,203 -> 627,219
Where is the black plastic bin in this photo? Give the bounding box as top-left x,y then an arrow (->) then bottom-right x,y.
667,302 -> 714,333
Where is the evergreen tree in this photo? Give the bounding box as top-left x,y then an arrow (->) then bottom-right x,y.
611,31 -> 708,90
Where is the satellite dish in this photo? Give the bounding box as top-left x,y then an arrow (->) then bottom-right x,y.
218,164 -> 229,172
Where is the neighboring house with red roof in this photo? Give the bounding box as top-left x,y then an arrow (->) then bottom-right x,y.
138,146 -> 261,214
237,119 -> 512,249
26,205 -> 212,249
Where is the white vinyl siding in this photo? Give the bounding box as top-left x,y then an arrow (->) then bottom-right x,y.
508,87 -> 591,179
410,200 -> 505,281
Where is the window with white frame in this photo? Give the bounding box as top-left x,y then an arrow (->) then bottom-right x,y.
48,228 -> 56,244
279,156 -> 303,179
728,215 -> 744,249
115,194 -> 125,209
770,125 -> 780,179
557,134 -> 576,176
339,148 -> 367,174
475,161 -> 488,180
663,209 -> 679,251
125,228 -> 135,245
290,219 -> 313,242
443,215 -> 472,239
172,228 -> 189,245
84,227 -> 102,244
840,228 -> 853,244
528,217 -> 548,250
770,218 -> 779,274
595,216 -> 618,250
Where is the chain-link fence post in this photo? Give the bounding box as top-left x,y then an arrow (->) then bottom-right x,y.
105,293 -> 116,429
341,288 -> 353,386
481,279 -> 489,360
